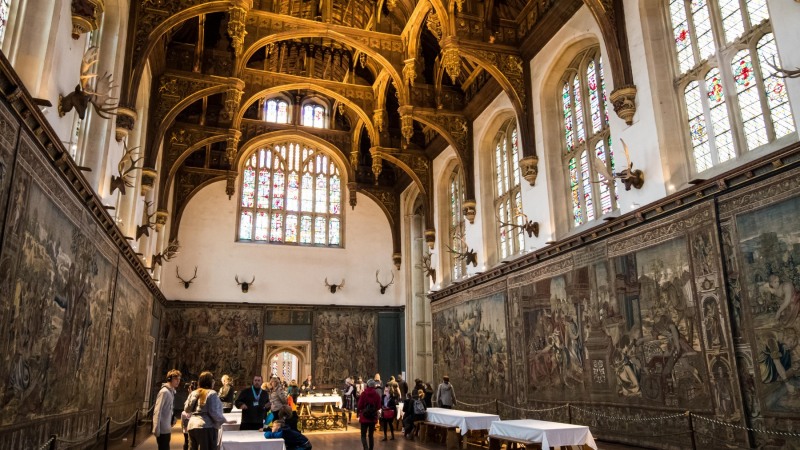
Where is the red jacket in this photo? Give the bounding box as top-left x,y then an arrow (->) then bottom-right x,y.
357,387 -> 381,424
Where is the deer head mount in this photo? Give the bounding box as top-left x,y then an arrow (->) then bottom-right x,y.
416,252 -> 436,285
58,46 -> 119,120
497,210 -> 539,238
176,266 -> 197,289
768,56 -> 800,79
235,275 -> 255,293
325,278 -> 345,293
110,141 -> 143,196
445,235 -> 478,268
593,138 -> 644,191
135,201 -> 157,240
376,270 -> 394,294
151,239 -> 180,269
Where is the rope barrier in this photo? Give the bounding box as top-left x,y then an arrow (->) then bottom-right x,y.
497,402 -> 569,413
36,435 -> 55,450
110,408 -> 140,425
570,405 -> 686,422
455,400 -> 496,407
55,418 -> 110,445
691,413 -> 800,438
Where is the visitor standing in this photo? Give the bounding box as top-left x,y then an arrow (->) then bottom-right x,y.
433,376 -> 456,409
234,375 -> 269,430
153,369 -> 181,450
357,379 -> 381,450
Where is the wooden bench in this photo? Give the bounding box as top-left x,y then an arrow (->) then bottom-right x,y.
488,434 -> 538,450
420,421 -> 461,450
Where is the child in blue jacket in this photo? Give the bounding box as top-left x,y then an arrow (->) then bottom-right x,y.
264,420 -> 312,450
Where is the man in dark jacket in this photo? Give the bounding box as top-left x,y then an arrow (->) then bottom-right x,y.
357,379 -> 381,450
235,375 -> 269,430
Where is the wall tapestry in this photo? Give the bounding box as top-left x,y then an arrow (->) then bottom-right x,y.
312,310 -> 377,385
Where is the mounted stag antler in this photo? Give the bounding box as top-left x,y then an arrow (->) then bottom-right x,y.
416,252 -> 436,284
445,234 -> 478,267
376,270 -> 394,294
176,266 -> 197,289
135,201 -> 157,240
151,239 -> 180,269
58,46 -> 119,119
767,56 -> 800,79
235,275 -> 255,293
325,278 -> 345,294
110,141 -> 143,195
497,209 -> 539,238
593,138 -> 644,191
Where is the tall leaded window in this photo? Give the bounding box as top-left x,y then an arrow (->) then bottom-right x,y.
264,99 -> 289,124
493,119 -> 524,259
561,48 -> 617,228
669,0 -> 795,173
302,103 -> 325,128
448,168 -> 467,280
239,143 -> 342,247
0,0 -> 10,47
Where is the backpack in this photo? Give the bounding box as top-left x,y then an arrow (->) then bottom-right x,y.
413,399 -> 426,415
362,401 -> 378,420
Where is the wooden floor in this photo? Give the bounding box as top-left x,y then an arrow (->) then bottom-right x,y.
129,422 -> 649,450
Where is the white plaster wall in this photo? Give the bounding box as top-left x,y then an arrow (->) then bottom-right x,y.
161,180 -> 404,306
769,0 -> 800,135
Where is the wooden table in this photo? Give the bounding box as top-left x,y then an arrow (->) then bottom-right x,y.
422,408 -> 500,450
488,419 -> 598,450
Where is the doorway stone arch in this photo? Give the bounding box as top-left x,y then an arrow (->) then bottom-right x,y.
262,341 -> 311,384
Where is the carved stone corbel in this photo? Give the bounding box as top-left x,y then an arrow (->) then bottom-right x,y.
114,107 -> 137,142
392,253 -> 401,270
71,0 -> 104,39
348,181 -> 358,209
519,155 -> 539,186
462,200 -> 476,224
140,168 -> 158,196
155,209 -> 169,232
424,229 -> 436,250
610,85 -> 637,125
227,5 -> 248,57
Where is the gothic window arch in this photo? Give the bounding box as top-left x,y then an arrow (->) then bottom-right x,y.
264,97 -> 290,124
668,0 -> 795,173
302,102 -> 326,128
238,142 -> 343,247
493,118 -> 524,259
560,47 -> 617,228
448,166 -> 467,280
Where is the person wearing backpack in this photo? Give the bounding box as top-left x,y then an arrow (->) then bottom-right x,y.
410,389 -> 427,438
357,379 -> 381,450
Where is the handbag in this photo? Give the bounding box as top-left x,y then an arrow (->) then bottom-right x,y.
381,407 -> 396,420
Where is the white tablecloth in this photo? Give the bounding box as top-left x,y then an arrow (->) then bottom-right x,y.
489,419 -> 598,450
219,430 -> 286,450
424,408 -> 500,435
297,395 -> 342,408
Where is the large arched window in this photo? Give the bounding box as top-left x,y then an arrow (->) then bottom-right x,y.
264,98 -> 289,124
493,119 -> 524,259
238,143 -> 342,247
0,0 -> 11,46
561,48 -> 617,228
669,0 -> 794,173
448,167 -> 467,280
302,103 -> 326,128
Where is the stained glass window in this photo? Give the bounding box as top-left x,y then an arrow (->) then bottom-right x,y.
239,143 -> 342,247
303,104 -> 326,128
493,119 -> 523,259
449,168 -> 466,280
264,99 -> 289,124
0,0 -> 10,48
669,1 -> 794,173
561,48 -> 617,228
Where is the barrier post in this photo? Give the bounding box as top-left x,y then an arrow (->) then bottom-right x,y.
567,404 -> 572,424
495,399 -> 500,416
131,409 -> 140,447
104,417 -> 110,450
686,411 -> 697,450
48,434 -> 57,450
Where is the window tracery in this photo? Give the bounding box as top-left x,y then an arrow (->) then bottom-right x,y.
668,0 -> 795,173
239,143 -> 342,247
302,103 -> 325,128
561,48 -> 617,228
448,167 -> 467,280
493,119 -> 524,259
264,98 -> 289,124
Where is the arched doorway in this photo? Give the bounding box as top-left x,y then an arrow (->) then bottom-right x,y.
262,341 -> 311,384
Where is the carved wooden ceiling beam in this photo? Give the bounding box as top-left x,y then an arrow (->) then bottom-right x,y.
238,119 -> 354,159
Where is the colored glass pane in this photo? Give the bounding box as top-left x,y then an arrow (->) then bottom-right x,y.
499,202 -> 508,259
265,100 -> 278,122
511,128 -> 520,186
329,176 -> 341,214
502,138 -> 509,192
303,105 -> 314,126
581,150 -> 594,222
588,60 -> 602,133
301,173 -> 313,211
314,217 -> 326,244
563,83 -> 574,150
685,81 -> 712,172
692,0 -> 715,61
300,216 -> 312,243
315,174 -> 327,212
329,218 -> 341,246
242,166 -> 256,207
515,193 -> 524,252
495,143 -> 504,193
270,213 -> 283,242
746,0 -> 769,25
757,34 -> 796,139
573,75 -> 585,144
670,0 -> 695,73
285,214 -> 298,243
276,101 -> 288,123
569,157 -> 581,226
719,0 -> 745,43
732,49 -> 768,150
599,57 -> 609,126
313,106 -> 324,128
255,211 -> 269,241
240,211 -> 253,239
286,172 -> 299,211
596,141 -> 613,215
257,168 -> 270,208
272,169 -> 285,209
705,68 -> 735,163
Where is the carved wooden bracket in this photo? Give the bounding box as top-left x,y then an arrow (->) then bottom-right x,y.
114,107 -> 138,142
71,0 -> 104,39
519,155 -> 539,186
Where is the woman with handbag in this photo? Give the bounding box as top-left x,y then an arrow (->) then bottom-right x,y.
379,386 -> 397,441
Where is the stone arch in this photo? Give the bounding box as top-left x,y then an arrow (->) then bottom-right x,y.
263,341 -> 312,382
436,152 -> 464,285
